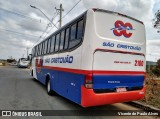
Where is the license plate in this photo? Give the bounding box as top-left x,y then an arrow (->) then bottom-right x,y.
116,87 -> 127,92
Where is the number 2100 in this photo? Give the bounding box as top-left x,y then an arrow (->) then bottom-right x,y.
135,60 -> 144,66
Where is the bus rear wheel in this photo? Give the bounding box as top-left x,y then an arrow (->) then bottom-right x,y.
47,79 -> 53,95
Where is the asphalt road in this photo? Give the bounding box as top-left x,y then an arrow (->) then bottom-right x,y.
0,66 -> 157,119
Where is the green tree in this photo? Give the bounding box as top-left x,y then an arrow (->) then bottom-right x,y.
152,59 -> 160,76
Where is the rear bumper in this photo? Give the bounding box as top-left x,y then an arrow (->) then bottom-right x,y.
81,86 -> 145,107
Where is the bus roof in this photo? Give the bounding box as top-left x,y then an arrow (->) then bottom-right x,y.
93,8 -> 143,24
34,8 -> 143,48
34,11 -> 87,48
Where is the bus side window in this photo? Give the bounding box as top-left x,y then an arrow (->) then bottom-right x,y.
69,23 -> 77,49
40,44 -> 42,55
50,36 -> 55,53
36,45 -> 38,56
44,41 -> 46,54
36,45 -> 39,56
77,19 -> 84,39
43,42 -> 45,55
43,42 -> 45,54
47,38 -> 51,54
41,42 -> 44,55
34,46 -> 37,56
37,45 -> 40,56
39,43 -> 42,56
69,19 -> 83,49
55,33 -> 60,52
40,43 -> 42,55
64,28 -> 70,50
59,30 -> 65,51
44,40 -> 48,54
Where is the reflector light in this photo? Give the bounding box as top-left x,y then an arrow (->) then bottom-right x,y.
85,84 -> 93,89
85,73 -> 93,89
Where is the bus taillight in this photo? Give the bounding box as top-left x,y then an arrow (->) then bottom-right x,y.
85,73 -> 93,89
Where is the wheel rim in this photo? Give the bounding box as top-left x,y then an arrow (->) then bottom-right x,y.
47,80 -> 50,93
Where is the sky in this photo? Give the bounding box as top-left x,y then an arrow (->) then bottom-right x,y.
0,0 -> 160,61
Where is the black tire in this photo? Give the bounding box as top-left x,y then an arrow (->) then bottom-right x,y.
31,70 -> 33,76
47,79 -> 53,95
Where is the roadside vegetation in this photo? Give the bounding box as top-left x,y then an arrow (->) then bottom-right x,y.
140,59 -> 160,109
140,74 -> 160,109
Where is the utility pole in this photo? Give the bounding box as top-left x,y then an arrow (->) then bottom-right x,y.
55,3 -> 64,28
59,4 -> 63,28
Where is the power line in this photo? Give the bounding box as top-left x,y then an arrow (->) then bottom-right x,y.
61,0 -> 82,20
40,11 -> 59,38
30,5 -> 58,29
43,22 -> 58,38
41,0 -> 82,40
0,27 -> 39,38
32,0 -> 82,47
33,22 -> 59,47
0,7 -> 47,24
32,11 -> 59,47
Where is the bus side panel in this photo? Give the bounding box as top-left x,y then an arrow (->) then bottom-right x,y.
35,57 -> 46,84
35,67 -> 85,105
35,68 -> 46,85
49,69 -> 59,91
52,71 -> 84,104
43,46 -> 84,105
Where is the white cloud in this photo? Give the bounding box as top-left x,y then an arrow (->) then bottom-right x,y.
147,39 -> 160,61
83,0 -> 118,11
83,0 -> 156,40
83,0 -> 155,20
0,0 -> 160,61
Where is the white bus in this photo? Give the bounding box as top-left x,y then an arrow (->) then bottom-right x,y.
31,8 -> 146,107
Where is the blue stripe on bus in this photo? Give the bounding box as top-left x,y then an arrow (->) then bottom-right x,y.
93,75 -> 144,89
36,68 -> 85,105
36,67 -> 144,105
